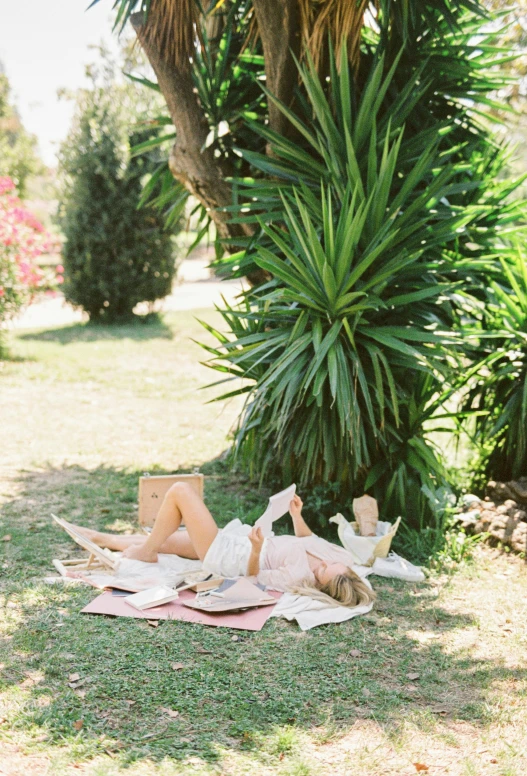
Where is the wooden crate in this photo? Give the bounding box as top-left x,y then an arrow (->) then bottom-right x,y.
138,473 -> 205,527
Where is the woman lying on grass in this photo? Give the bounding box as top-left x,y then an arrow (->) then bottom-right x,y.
72,484 -> 375,608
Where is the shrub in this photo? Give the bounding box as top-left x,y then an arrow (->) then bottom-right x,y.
58,82 -> 178,323
202,40 -> 522,526
462,249 -> 527,484
0,176 -> 55,340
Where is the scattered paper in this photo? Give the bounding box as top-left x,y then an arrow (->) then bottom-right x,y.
255,484 -> 296,536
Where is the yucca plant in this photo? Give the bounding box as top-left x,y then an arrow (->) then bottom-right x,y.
93,0 -> 525,529
462,248 -> 527,483
199,44 -> 520,523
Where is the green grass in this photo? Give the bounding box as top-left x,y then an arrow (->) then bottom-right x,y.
1,311 -> 527,775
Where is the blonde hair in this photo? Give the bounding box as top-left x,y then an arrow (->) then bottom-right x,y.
290,568 -> 376,608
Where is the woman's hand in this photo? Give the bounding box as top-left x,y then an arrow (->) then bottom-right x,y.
290,494 -> 312,537
289,494 -> 303,521
248,526 -> 264,554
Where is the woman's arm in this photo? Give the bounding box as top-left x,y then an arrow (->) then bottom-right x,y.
289,495 -> 313,537
247,526 -> 264,576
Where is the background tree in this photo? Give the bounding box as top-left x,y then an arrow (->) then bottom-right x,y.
0,62 -> 43,197
57,54 -> 179,323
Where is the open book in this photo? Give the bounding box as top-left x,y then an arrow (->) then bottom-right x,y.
183,578 -> 276,613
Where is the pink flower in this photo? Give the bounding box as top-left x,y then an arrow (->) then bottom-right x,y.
1,177 -> 57,308
56,264 -> 64,274
0,177 -> 15,195
56,275 -> 64,284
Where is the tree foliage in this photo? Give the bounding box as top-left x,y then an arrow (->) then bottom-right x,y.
0,65 -> 42,197
95,1 -> 526,522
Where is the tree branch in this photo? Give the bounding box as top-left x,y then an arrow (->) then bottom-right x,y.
131,13 -> 229,230
130,10 -> 268,285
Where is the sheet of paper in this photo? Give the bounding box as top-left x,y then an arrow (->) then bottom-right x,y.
255,483 -> 296,536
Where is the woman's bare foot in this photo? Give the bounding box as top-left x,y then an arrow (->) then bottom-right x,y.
67,522 -> 105,546
122,544 -> 159,563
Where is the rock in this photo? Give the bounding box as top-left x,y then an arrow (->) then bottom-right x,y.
462,494 -> 482,507
457,510 -> 480,534
487,514 -> 522,545
496,501 -> 523,519
489,516 -> 507,533
486,481 -> 517,503
462,478 -> 527,554
508,479 -> 527,503
479,510 -> 496,530
511,522 -> 527,553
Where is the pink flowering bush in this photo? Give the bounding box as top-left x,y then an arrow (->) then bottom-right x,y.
0,176 -> 58,327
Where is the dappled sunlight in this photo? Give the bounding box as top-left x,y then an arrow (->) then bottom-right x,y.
2,315 -> 527,774
405,629 -> 442,645
2,532 -> 527,774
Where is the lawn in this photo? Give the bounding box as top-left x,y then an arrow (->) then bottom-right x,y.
1,310 -> 526,776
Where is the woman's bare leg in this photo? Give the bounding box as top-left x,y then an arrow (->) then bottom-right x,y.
122,482 -> 218,562
68,525 -> 199,559
67,484 -> 218,564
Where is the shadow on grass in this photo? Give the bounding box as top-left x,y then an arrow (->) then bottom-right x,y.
18,316 -> 174,345
1,463 -> 525,768
0,339 -> 36,363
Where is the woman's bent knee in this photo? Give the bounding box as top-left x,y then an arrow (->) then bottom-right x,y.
167,482 -> 194,501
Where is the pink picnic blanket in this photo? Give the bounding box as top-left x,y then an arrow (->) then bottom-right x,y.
81,588 -> 281,631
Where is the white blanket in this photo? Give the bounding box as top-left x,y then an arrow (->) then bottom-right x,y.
51,545 -> 425,631
270,552 -> 425,630
114,550 -> 424,630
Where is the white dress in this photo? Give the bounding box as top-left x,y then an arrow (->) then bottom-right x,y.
202,519 -> 256,578
202,519 -> 360,591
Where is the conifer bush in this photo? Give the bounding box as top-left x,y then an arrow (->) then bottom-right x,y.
58,82 -> 177,323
